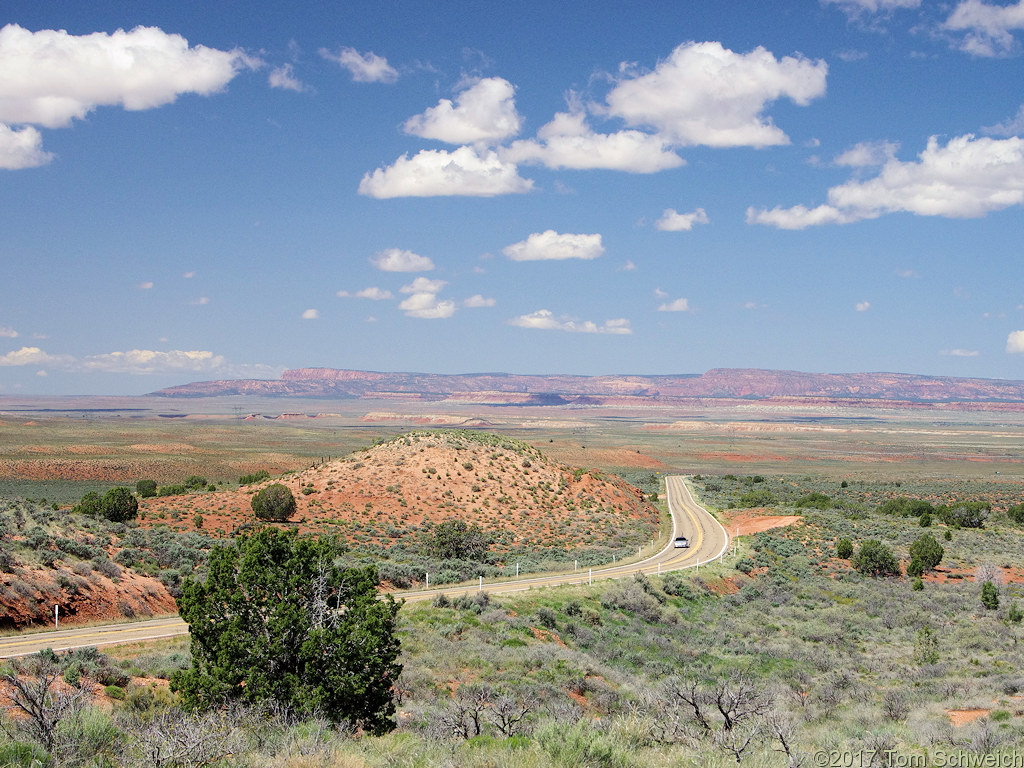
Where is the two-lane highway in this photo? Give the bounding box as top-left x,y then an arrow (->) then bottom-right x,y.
0,476 -> 728,658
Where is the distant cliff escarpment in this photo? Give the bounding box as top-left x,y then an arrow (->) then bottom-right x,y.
148,367 -> 1024,408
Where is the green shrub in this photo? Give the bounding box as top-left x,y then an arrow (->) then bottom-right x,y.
914,624 -> 940,665
535,720 -> 631,768
909,534 -> 943,572
1008,601 -> 1024,624
429,519 -> 492,560
912,577 -> 924,591
136,479 -> 158,498
738,489 -> 776,507
937,502 -> 989,529
239,470 -> 271,485
735,558 -> 755,574
99,487 -> 138,523
853,540 -> 901,577
795,492 -> 832,510
537,607 -> 557,629
835,538 -> 854,559
0,741 -> 49,767
73,491 -> 102,517
878,496 -> 934,517
250,483 -> 297,521
184,475 -> 208,491
982,581 -> 999,610
1008,503 -> 1024,525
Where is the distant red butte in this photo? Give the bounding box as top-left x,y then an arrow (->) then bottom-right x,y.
149,367 -> 1024,409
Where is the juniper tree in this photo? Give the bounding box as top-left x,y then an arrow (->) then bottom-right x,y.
172,528 -> 402,734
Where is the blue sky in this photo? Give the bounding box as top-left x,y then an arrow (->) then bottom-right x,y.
3,0 -> 1024,395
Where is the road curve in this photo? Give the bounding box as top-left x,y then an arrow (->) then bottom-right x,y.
0,476 -> 727,658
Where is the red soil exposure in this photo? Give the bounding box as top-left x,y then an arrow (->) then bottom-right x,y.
703,577 -> 741,595
696,452 -> 792,463
530,626 -> 567,647
540,444 -> 669,471
0,565 -> 176,630
717,508 -> 803,537
947,709 -> 990,727
139,430 -> 660,555
923,565 -> 1024,585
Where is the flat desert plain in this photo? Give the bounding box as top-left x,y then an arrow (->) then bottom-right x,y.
2,394 -> 1023,496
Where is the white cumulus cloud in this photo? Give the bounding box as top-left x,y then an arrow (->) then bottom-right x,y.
320,46 -> 398,83
404,77 -> 521,145
81,349 -> 226,374
985,104 -> 1024,137
0,23 -> 255,170
655,208 -> 709,231
944,0 -> 1024,57
464,294 -> 496,308
337,287 -> 393,300
0,346 -> 71,367
398,292 -> 456,319
0,24 -> 255,129
1008,330 -> 1024,353
370,248 -> 434,272
302,309 -> 320,320
603,41 -> 827,148
749,134 -> 1024,229
358,146 -> 533,198
856,301 -> 871,312
0,325 -> 17,338
0,124 -> 52,169
401,277 -> 447,294
0,345 -> 266,375
502,109 -> 683,173
509,310 -> 632,335
503,231 -> 604,262
658,298 -> 692,312
268,63 -> 305,92
941,348 -> 979,357
835,140 -> 899,167
822,0 -> 920,19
